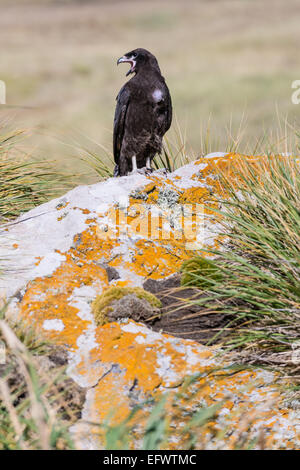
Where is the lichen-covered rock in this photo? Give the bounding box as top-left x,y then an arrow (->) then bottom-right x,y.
0,152 -> 299,449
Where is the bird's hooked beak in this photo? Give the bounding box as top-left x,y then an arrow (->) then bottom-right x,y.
117,55 -> 136,77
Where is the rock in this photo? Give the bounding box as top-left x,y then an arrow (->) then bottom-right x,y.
0,152 -> 299,449
143,275 -> 230,344
92,286 -> 161,325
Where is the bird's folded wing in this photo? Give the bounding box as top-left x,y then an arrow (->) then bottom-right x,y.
164,87 -> 173,134
113,86 -> 130,165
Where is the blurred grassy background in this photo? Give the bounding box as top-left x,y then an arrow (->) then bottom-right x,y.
0,0 -> 299,178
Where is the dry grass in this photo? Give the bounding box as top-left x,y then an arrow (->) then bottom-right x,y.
0,124 -> 76,221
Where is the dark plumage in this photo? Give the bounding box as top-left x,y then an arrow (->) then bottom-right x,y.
113,48 -> 172,176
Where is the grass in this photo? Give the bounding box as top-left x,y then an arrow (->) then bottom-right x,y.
79,112 -> 300,180
0,123 -> 77,279
0,124 -> 84,449
0,124 -> 77,221
181,154 -> 300,378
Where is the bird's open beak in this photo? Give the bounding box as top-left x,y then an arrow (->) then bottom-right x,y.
117,56 -> 128,65
117,56 -> 135,76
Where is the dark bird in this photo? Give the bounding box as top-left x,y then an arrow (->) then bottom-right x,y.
113,48 -> 172,176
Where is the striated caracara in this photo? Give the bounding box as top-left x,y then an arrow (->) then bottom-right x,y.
113,48 -> 172,177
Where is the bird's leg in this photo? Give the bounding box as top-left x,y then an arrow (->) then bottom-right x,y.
146,157 -> 151,170
131,155 -> 138,172
145,156 -> 154,174
129,155 -> 153,176
128,156 -> 145,175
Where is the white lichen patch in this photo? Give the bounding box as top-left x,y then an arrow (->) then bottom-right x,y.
67,284 -> 102,388
156,349 -> 180,386
43,319 -> 65,331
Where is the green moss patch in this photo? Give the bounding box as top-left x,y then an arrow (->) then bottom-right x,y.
92,286 -> 162,326
180,257 -> 223,289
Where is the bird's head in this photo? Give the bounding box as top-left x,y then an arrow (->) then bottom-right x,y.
117,48 -> 160,77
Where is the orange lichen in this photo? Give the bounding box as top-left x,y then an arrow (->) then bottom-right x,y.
73,207 -> 91,215
85,218 -> 97,225
57,214 -> 67,222
56,201 -> 69,211
20,231 -> 109,349
179,186 -> 210,204
34,256 -> 43,266
119,239 -> 191,279
79,320 -> 298,449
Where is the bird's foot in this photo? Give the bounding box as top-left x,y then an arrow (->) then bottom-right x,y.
154,167 -> 168,176
128,168 -> 149,176
128,167 -> 154,176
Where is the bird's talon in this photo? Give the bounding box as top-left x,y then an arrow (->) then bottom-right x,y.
128,168 -> 148,176
154,167 -> 168,176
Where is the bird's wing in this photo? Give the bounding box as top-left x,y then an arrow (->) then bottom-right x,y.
113,85 -> 130,166
157,84 -> 172,136
165,86 -> 173,133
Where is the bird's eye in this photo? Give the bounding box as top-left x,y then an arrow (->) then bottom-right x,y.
132,52 -> 137,58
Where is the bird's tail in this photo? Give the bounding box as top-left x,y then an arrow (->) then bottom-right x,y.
119,158 -> 130,176
113,164 -> 120,177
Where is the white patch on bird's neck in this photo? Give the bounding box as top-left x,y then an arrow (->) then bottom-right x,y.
152,89 -> 163,103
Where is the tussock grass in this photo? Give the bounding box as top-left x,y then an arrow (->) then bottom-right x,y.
0,126 -> 76,221
181,155 -> 300,377
79,114 -> 300,180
